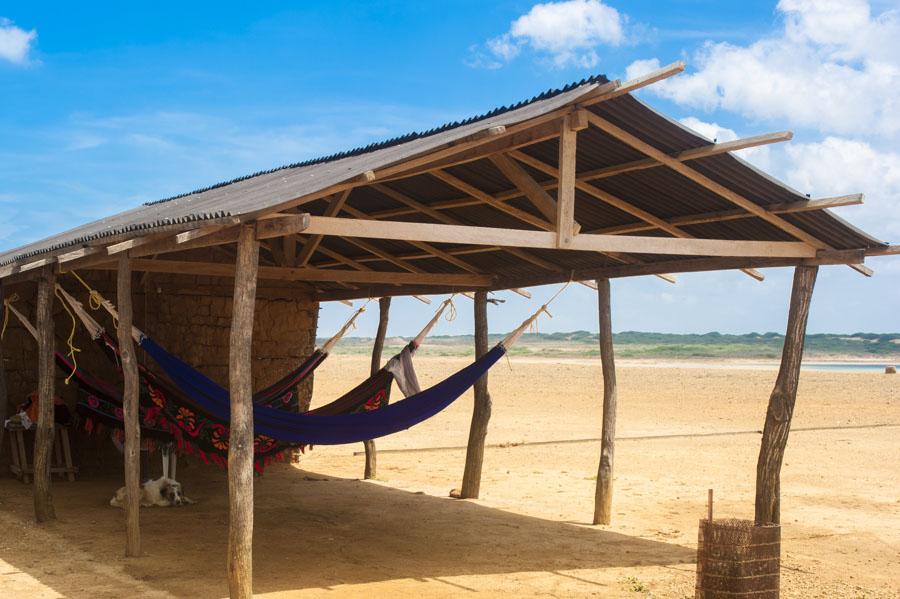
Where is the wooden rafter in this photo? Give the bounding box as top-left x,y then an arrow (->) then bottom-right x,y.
509,150 -> 765,281
303,216 -> 817,258
87,258 -> 493,287
577,131 -> 793,182
295,190 -> 353,266
583,112 -> 872,276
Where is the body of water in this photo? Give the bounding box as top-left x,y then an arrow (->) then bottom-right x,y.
803,362 -> 898,372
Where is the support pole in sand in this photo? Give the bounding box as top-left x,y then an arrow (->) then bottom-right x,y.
228,225 -> 260,599
364,296 -> 391,480
0,280 -> 8,456
755,265 -> 818,525
117,255 -> 141,556
33,266 -> 57,522
460,290 -> 492,498
593,278 -> 617,525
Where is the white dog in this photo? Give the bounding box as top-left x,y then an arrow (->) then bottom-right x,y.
110,477 -> 194,508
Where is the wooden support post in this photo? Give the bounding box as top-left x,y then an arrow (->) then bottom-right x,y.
557,115 -> 579,248
227,225 -> 260,599
0,280 -> 8,455
755,265 -> 818,525
33,266 -> 56,522
593,278 -> 617,525
364,297 -> 391,479
460,291 -> 492,499
117,255 -> 141,556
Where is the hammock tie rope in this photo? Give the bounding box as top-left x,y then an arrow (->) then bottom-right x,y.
1,292 -> 19,341
319,298 -> 372,355
70,270 -> 118,328
54,286 -> 83,385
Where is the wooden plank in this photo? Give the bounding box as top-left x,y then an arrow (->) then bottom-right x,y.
107,234 -> 168,255
600,194 -> 866,235
431,169 -> 554,231
33,266 -> 57,522
88,258 -> 493,287
254,213 -> 310,240
0,281 -> 7,458
303,216 -> 817,258
578,131 -> 793,181
459,290 -> 492,499
585,112 -> 826,250
557,115 -> 578,247
510,150 -> 764,281
489,154 -> 561,225
296,190 -> 353,266
866,244 -> 900,257
755,265 -> 818,525
174,221 -> 239,244
228,226 -> 259,599
593,278 -> 617,525
364,297 -> 391,480
581,61 -> 685,105
117,255 -> 141,557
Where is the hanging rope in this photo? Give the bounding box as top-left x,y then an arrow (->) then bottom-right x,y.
320,298 -> 372,354
500,279 -> 572,350
54,286 -> 82,385
1,293 -> 19,341
413,294 -> 456,348
69,270 -> 119,329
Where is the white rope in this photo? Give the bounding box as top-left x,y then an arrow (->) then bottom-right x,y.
412,295 -> 456,348
320,299 -> 371,354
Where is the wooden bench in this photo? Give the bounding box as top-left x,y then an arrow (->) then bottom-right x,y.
6,423 -> 78,483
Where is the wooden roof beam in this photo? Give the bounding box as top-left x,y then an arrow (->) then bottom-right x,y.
578,131 -> 794,181
584,112 -> 872,276
295,190 -> 353,267
508,151 -> 754,281
304,216 -> 816,259
599,194 -> 866,235
84,258 -> 493,287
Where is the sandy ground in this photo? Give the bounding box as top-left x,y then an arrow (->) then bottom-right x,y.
0,354 -> 898,598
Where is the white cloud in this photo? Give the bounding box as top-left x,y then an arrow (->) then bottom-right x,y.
627,0 -> 900,138
782,137 -> 900,240
0,17 -> 36,65
678,116 -> 774,172
478,0 -> 625,68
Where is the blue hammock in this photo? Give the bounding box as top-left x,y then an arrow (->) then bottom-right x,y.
140,335 -> 505,445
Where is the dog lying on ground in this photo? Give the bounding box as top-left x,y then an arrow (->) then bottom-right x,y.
110,477 -> 195,508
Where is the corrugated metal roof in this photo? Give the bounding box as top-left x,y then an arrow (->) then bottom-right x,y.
0,70 -> 889,287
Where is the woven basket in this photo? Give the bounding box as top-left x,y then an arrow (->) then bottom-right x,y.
695,518 -> 780,598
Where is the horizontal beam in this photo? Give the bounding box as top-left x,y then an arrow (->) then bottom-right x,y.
303,216 -> 817,259
487,250 -> 866,291
86,258 -> 492,287
867,245 -> 900,257
578,131 -> 793,181
599,194 -> 866,235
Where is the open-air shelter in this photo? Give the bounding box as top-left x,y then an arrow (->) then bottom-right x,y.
0,62 -> 896,597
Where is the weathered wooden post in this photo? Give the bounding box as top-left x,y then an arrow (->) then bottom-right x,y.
117,255 -> 142,556
755,265 -> 818,525
364,296 -> 391,480
0,280 -> 8,455
33,266 -> 57,522
460,290 -> 491,498
228,225 -> 260,599
593,278 -> 617,525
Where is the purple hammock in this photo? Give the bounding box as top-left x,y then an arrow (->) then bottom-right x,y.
140,334 -> 506,445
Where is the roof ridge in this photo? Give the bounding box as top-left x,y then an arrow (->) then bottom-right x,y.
142,73 -> 610,207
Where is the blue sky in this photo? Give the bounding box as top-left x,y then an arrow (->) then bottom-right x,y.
2,1 -> 898,337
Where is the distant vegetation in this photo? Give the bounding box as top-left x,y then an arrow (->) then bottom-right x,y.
321,331 -> 900,360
